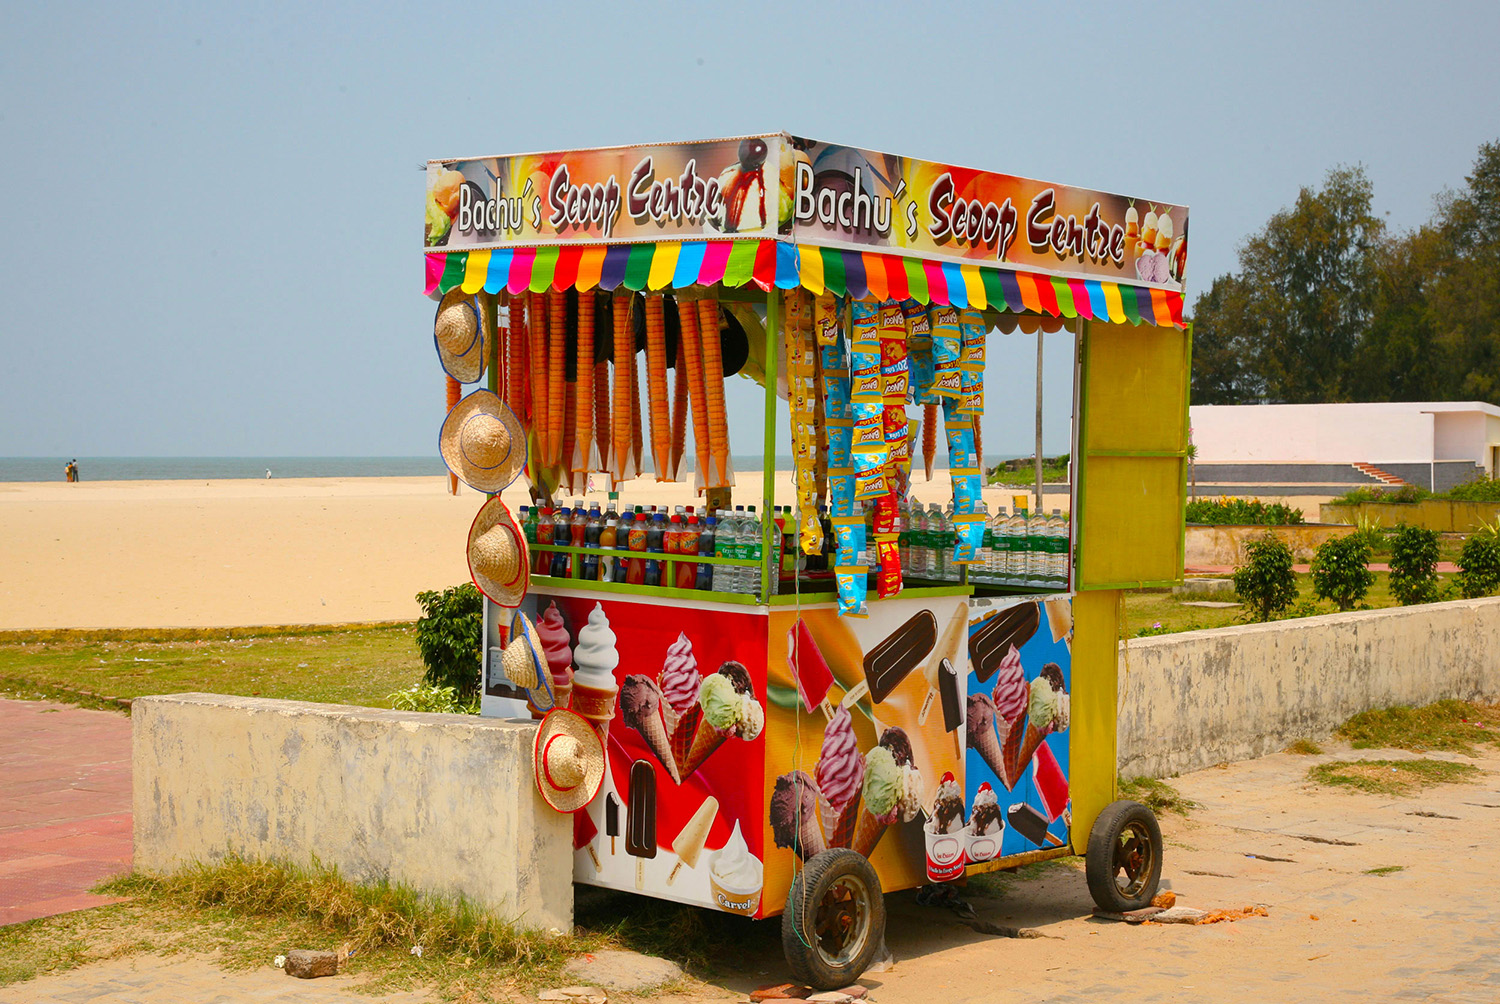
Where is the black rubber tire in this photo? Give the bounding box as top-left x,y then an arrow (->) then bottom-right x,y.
780,849 -> 885,990
1085,799 -> 1164,913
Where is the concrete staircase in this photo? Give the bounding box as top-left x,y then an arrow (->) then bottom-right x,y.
1352,462 -> 1408,486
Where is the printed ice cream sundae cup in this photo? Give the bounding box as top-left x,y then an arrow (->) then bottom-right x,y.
707,821 -> 763,915
964,782 -> 1004,864
923,771 -> 967,882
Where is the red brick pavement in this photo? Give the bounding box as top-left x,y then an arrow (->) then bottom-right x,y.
0,699 -> 133,926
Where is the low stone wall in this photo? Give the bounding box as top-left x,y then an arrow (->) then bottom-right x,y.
1185,523 -> 1352,567
133,694 -> 572,932
1321,500 -> 1500,533
1117,596 -> 1500,779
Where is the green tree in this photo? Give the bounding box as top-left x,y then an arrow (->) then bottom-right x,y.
1428,141 -> 1500,401
1189,274 -> 1264,404
1236,166 -> 1384,403
1388,524 -> 1441,605
414,583 -> 484,699
1348,226 -> 1450,401
1233,535 -> 1299,622
1310,534 -> 1374,611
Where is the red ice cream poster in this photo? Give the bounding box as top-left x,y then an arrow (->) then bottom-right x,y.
525,590 -> 769,915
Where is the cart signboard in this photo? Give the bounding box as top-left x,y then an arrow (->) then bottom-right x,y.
427,134 -> 1189,290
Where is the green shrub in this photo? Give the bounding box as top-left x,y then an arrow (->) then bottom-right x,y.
1388,524 -> 1441,605
1456,534 -> 1500,599
1443,475 -> 1500,502
1332,484 -> 1430,505
1310,534 -> 1374,611
388,683 -> 480,714
414,583 -> 484,699
1233,535 -> 1299,621
1185,497 -> 1305,526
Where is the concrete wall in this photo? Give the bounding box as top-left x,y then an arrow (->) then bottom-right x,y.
1116,597 -> 1500,779
133,694 -> 573,932
1320,499 -> 1500,532
1191,403 -> 1436,464
1185,523 -> 1352,567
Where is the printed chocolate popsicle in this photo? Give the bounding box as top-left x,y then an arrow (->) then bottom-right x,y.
1008,802 -> 1064,848
573,807 -> 601,872
788,618 -> 835,718
668,796 -> 720,884
626,759 -> 657,889
863,610 -> 937,704
605,792 -> 620,854
970,602 -> 1040,683
938,658 -> 963,733
918,603 -> 968,726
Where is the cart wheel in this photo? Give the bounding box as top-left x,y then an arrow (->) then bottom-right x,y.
1085,799 -> 1163,913
780,849 -> 885,991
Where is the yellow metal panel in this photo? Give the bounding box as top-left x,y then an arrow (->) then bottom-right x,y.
1083,322 -> 1188,453
1067,589 -> 1119,849
1079,456 -> 1184,586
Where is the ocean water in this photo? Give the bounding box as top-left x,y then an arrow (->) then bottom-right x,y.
0,455 -> 795,483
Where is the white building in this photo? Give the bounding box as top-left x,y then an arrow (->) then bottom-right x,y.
1189,402 -> 1500,492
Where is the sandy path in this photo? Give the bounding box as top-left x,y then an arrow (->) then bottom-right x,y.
0,476 -> 1072,630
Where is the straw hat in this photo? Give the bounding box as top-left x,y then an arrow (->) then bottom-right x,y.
532,708 -> 605,813
442,389 -> 526,493
502,610 -> 554,711
434,289 -> 491,384
466,497 -> 530,607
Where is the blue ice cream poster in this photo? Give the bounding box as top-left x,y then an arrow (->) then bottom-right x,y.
962,596 -> 1072,864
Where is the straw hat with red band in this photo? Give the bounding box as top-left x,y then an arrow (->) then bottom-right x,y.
532,708 -> 605,813
467,497 -> 530,608
501,611 -> 553,712
441,389 -> 527,494
434,289 -> 491,384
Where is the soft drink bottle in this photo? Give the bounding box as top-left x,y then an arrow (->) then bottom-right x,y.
678,514 -> 700,590
614,510 -> 633,582
598,503 -> 618,582
626,509 -> 648,584
534,506 -> 553,574
696,515 -> 716,590
582,504 -> 602,581
644,510 -> 666,587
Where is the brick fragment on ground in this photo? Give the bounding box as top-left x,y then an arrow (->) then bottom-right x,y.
283,949 -> 339,978
751,984 -> 812,1001
1152,890 -> 1178,908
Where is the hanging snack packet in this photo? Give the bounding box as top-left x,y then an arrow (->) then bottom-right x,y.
784,291 -> 822,555
928,305 -> 964,400
958,308 -> 987,417
943,395 -> 983,565
849,300 -> 887,500
815,294 -> 841,347
835,563 -> 869,618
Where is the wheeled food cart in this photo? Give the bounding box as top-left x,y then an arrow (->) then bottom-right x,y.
423,134 -> 1192,989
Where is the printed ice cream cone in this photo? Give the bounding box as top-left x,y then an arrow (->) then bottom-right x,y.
674,660 -> 763,780
770,770 -> 828,862
966,693 -> 1013,789
830,795 -> 861,850
851,807 -> 887,858
815,705 -> 864,842
852,745 -> 903,857
571,603 -> 621,743
537,601 -> 574,710
991,645 -> 1029,789
621,674 -> 680,785
1006,663 -> 1070,782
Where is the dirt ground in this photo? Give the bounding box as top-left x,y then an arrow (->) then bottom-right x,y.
9,741 -> 1496,1003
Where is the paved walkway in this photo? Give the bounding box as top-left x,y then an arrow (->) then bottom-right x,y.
0,699 -> 133,926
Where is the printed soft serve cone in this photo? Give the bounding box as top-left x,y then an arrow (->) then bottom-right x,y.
537,601 -> 574,710
991,645 -> 1028,789
570,603 -> 620,741
815,705 -> 865,847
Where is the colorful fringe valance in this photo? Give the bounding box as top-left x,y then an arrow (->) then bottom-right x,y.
424,240 -> 1185,328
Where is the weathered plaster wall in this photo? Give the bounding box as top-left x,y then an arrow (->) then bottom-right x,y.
1184,523 -> 1353,567
1117,597 -> 1500,779
133,694 -> 573,932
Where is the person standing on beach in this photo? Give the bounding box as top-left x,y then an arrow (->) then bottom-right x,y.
266,468 -> 272,479
64,460 -> 73,482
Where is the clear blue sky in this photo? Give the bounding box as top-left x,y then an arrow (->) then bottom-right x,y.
4,1 -> 1497,459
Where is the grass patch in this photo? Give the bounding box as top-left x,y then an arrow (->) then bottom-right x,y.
1286,738 -> 1324,755
1336,700 -> 1500,756
0,624 -> 423,711
1119,776 -> 1199,816
966,855 -> 1083,898
1307,758 -> 1482,796
1363,865 -> 1404,876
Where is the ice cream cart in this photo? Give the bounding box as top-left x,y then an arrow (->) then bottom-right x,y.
424,134 -> 1191,989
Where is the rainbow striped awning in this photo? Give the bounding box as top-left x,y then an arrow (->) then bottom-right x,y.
424,240 -> 1185,328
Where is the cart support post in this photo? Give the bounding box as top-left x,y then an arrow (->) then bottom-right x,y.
761,288 -> 780,604
1034,328 -> 1044,513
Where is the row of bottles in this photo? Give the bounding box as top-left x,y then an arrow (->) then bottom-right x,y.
519,501 -> 805,596
895,498 -> 1069,590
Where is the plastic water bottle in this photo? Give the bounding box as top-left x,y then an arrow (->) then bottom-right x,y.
1027,507 -> 1049,589
1006,507 -> 1028,586
1048,509 -> 1068,588
973,502 -> 990,584
697,515 -> 716,590
745,505 -> 764,596
896,497 -> 911,571
990,504 -> 1014,582
712,509 -> 736,592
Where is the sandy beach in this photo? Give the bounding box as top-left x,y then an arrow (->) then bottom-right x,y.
0,473 -> 1079,630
